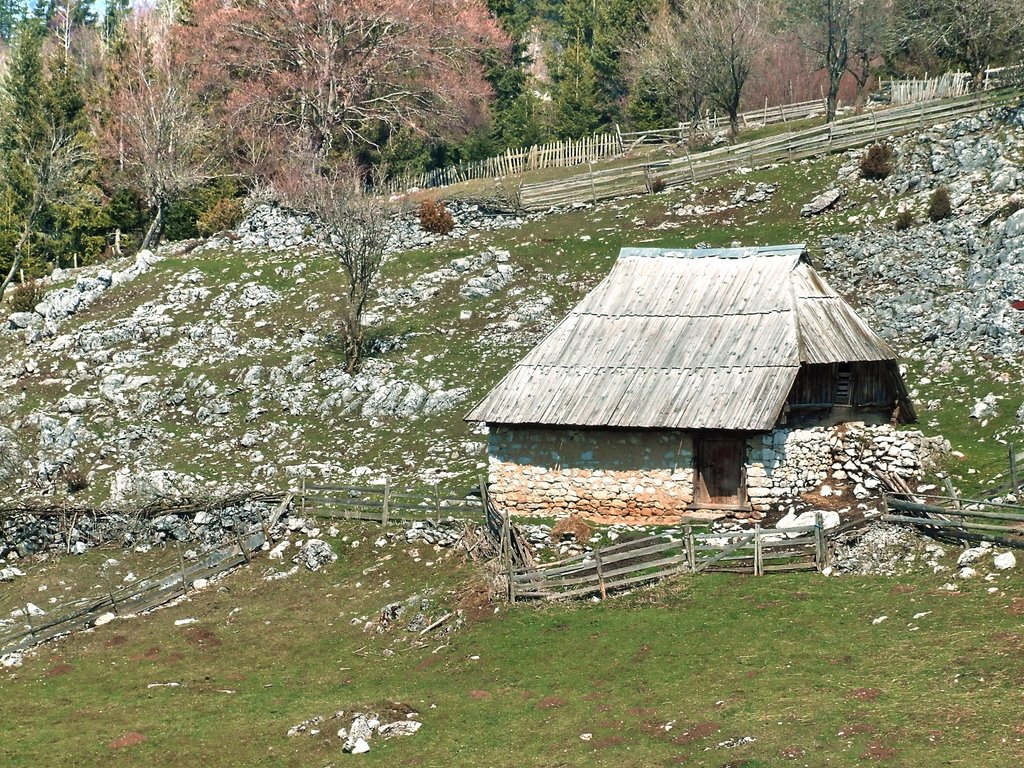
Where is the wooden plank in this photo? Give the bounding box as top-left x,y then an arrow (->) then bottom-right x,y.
890,499 -> 1024,522
881,514 -> 1024,536
529,553 -> 688,591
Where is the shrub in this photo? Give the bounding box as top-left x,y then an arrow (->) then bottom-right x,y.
63,466 -> 89,493
417,199 -> 455,235
928,187 -> 953,222
9,280 -> 44,313
859,143 -> 894,180
894,210 -> 915,231
197,197 -> 244,237
650,176 -> 667,194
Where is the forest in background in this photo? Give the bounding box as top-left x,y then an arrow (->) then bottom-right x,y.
0,0 -> 1021,288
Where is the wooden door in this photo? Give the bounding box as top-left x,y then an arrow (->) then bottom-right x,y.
696,437 -> 746,507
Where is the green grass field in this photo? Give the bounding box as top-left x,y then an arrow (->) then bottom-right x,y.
3,529 -> 1024,767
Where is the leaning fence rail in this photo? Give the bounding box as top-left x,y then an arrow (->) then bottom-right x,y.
511,516 -> 830,601
0,494 -> 293,655
881,491 -> 1024,549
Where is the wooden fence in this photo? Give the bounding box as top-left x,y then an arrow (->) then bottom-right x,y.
384,132 -> 623,194
617,98 -> 829,149
511,517 -> 829,602
884,64 -> 1024,105
881,491 -> 1024,549
517,88 -> 1017,211
298,477 -> 485,525
0,494 -> 292,655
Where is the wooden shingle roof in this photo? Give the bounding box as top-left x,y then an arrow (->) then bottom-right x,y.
466,244 -> 900,430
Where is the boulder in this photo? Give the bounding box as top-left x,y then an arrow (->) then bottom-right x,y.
800,188 -> 842,217
296,539 -> 337,571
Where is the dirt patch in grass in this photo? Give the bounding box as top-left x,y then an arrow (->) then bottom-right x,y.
107,732 -> 146,750
1008,598 -> 1024,616
852,688 -> 883,701
537,695 -> 566,709
890,584 -> 916,595
631,643 -> 652,663
46,662 -> 73,677
861,739 -> 897,760
467,690 -> 492,700
105,634 -> 129,647
184,627 -> 222,649
673,722 -> 721,745
416,653 -> 444,671
582,691 -> 604,701
779,745 -> 806,759
455,582 -> 493,622
590,734 -> 624,748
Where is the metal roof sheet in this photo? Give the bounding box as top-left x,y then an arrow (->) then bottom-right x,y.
467,245 -> 900,430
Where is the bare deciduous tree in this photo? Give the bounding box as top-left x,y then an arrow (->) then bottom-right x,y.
788,0 -> 856,122
190,0 -> 507,163
685,0 -> 765,138
279,159 -> 392,374
101,11 -> 217,251
892,0 -> 1024,92
626,4 -> 704,133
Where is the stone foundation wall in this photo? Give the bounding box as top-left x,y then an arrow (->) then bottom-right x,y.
489,423 -> 948,522
487,426 -> 694,520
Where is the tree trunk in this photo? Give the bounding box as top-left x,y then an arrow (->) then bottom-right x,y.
141,199 -> 165,251
0,218 -> 33,303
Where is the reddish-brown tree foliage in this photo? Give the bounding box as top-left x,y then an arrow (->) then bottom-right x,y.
189,0 -> 507,170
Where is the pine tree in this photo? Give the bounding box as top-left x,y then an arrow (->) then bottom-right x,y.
551,38 -> 600,139
0,0 -> 23,42
0,18 -> 93,298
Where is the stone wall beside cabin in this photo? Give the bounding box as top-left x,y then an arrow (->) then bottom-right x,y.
488,423 -> 949,523
747,424 -> 949,514
487,426 -> 695,521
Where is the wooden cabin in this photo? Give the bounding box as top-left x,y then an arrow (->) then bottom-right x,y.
466,245 -> 915,521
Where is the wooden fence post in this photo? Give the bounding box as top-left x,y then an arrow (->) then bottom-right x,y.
684,525 -> 695,573
595,550 -> 607,600
176,542 -> 188,593
25,606 -> 34,639
1010,446 -> 1019,495
814,511 -> 824,571
753,526 -> 763,576
236,532 -> 250,564
104,572 -> 119,615
382,474 -> 391,525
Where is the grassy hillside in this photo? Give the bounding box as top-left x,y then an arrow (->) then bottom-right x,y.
3,528 -> 1024,767
2,144 -> 1020,506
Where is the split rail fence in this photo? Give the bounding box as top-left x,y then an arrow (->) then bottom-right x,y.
517,88 -> 1017,210
880,454 -> 1024,548
298,477 -> 484,525
0,494 -> 292,655
510,515 -> 830,602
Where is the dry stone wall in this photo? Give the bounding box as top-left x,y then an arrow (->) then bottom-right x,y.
746,424 -> 949,513
489,423 -> 948,522
487,426 -> 695,521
